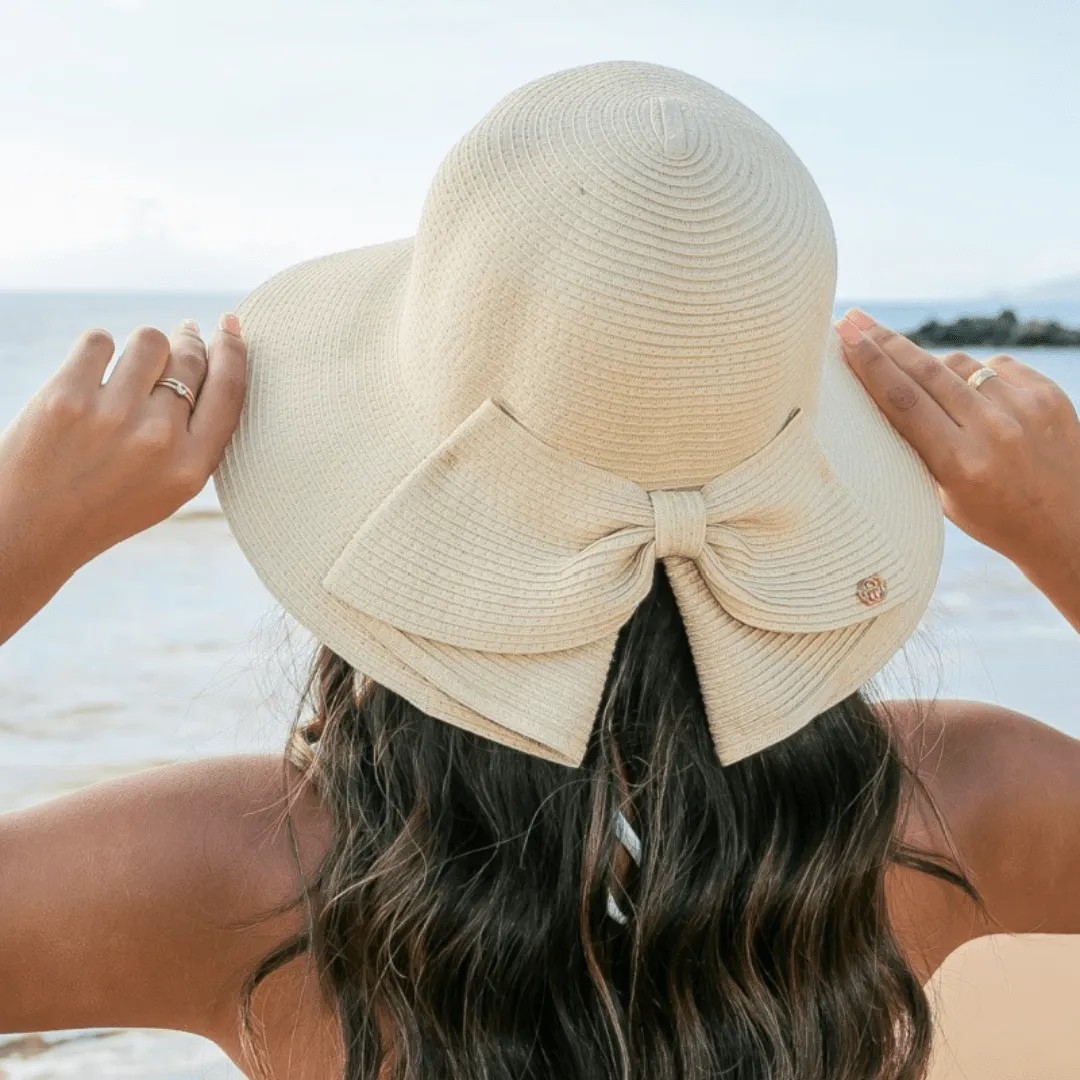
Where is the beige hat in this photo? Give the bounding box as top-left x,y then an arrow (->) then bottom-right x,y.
215,60 -> 943,767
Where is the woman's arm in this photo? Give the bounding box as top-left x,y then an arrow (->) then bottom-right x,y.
0,315 -> 343,1070
0,315 -> 246,644
838,311 -> 1080,948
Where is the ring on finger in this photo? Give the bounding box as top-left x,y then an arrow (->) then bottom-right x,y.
966,366 -> 1001,392
153,376 -> 197,414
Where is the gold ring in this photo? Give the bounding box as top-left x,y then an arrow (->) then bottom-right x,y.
153,377 -> 197,413
966,366 -> 1000,392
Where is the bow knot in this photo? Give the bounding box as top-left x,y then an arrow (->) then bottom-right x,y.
321,397 -> 920,767
649,488 -> 707,559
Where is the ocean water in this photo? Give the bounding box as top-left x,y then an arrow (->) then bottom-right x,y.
0,290 -> 1079,1078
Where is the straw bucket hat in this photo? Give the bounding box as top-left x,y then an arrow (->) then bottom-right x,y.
215,60 -> 943,767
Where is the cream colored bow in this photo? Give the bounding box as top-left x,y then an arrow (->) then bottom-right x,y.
322,398 -> 914,765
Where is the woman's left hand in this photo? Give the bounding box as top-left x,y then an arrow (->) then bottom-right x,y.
0,313 -> 247,643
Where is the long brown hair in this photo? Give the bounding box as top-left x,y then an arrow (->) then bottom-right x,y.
244,563 -> 981,1080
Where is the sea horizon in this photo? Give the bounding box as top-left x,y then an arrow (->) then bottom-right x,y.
2,290 -> 1077,353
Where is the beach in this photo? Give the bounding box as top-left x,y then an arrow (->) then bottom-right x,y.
2,291 -> 1080,1077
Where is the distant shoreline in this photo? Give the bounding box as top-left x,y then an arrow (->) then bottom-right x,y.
903,309 -> 1080,348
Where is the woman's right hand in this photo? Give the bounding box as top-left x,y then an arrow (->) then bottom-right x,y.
835,308 -> 1080,629
0,314 -> 247,644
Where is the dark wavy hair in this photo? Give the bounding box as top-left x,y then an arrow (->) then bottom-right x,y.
243,563 -> 982,1080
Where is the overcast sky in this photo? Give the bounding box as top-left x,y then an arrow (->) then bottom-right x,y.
1,0 -> 1077,298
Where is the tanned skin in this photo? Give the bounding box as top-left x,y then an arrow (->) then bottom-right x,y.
1,310 -> 1079,1077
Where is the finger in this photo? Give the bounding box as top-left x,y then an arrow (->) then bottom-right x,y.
147,320 -> 209,426
103,325 -> 172,403
935,348 -> 1032,387
57,327 -> 116,391
845,310 -> 998,424
936,350 -> 982,381
983,351 -> 1060,394
932,350 -> 1015,408
835,317 -> 961,477
932,349 -> 1021,411
185,313 -> 248,474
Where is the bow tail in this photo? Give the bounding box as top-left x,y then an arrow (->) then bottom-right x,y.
664,558 -> 877,765
338,602 -> 622,766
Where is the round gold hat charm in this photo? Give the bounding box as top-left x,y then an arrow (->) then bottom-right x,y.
855,575 -> 888,607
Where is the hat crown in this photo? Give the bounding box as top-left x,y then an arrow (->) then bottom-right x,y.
218,62 -> 944,770
396,61 -> 839,488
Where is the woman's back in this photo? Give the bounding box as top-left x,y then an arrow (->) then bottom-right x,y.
4,691 -> 1073,1079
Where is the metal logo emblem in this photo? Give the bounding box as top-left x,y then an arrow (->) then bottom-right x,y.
855,575 -> 888,607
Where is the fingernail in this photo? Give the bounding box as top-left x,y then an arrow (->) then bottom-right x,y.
182,318 -> 200,335
834,318 -> 864,346
845,308 -> 876,331
219,312 -> 242,336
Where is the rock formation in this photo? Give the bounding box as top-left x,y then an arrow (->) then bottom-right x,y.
906,309 -> 1080,347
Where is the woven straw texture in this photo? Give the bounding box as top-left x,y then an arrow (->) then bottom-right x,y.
215,60 -> 943,766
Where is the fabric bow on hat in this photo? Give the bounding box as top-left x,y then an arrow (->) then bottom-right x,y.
321,397 -> 916,766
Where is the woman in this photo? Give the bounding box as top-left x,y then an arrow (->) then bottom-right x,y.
2,60 -> 1080,1080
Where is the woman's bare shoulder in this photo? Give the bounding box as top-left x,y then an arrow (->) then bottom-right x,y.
877,697 -> 1024,810
879,696 -> 1080,841
0,753 -> 334,1051
878,698 -> 1080,979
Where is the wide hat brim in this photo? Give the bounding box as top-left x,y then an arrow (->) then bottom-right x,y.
214,239 -> 943,768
